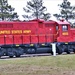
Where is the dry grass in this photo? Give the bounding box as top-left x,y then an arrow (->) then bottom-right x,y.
0,54 -> 75,75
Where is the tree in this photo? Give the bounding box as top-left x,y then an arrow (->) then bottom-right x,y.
53,0 -> 75,25
22,0 -> 51,21
0,0 -> 18,21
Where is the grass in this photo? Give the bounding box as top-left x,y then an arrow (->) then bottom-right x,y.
0,54 -> 75,75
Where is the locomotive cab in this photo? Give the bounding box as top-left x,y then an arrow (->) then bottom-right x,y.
56,20 -> 74,54
57,20 -> 72,42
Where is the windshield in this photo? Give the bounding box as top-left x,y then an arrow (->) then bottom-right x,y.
62,25 -> 68,31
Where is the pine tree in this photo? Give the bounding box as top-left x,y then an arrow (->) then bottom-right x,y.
22,0 -> 51,21
0,0 -> 18,21
53,0 -> 75,23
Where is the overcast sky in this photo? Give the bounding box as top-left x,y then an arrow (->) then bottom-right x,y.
8,0 -> 75,20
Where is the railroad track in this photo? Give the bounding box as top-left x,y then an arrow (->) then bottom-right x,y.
0,53 -> 52,59
0,52 -> 75,59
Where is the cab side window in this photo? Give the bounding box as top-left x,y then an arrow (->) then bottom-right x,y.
56,25 -> 59,30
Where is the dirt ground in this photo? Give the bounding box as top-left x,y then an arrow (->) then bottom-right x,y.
0,64 -> 75,75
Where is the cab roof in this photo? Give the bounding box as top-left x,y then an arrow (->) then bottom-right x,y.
56,20 -> 70,25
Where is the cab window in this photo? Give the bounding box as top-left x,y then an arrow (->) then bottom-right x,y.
56,25 -> 59,30
62,25 -> 68,31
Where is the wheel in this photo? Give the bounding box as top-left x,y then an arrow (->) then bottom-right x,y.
56,45 -> 63,54
51,51 -> 53,55
66,51 -> 70,54
15,54 -> 20,57
7,48 -> 14,57
12,47 -> 24,57
26,48 -> 36,54
0,48 -> 6,57
13,48 -> 21,57
58,50 -> 62,54
14,50 -> 21,57
73,49 -> 75,53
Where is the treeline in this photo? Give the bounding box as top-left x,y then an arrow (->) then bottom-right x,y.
0,0 -> 75,26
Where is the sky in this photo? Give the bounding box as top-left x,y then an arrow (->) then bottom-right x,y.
8,0 -> 75,21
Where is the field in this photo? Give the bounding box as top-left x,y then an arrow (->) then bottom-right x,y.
0,54 -> 75,75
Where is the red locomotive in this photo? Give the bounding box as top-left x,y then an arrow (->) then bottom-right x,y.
0,19 -> 75,57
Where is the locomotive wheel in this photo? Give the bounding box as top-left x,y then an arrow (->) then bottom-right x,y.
12,47 -> 24,57
73,49 -> 75,53
0,48 -> 6,57
51,51 -> 53,55
56,45 -> 63,55
7,48 -> 14,58
26,48 -> 36,54
66,51 -> 70,54
14,50 -> 21,57
15,54 -> 20,57
73,51 -> 75,53
58,50 -> 62,54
